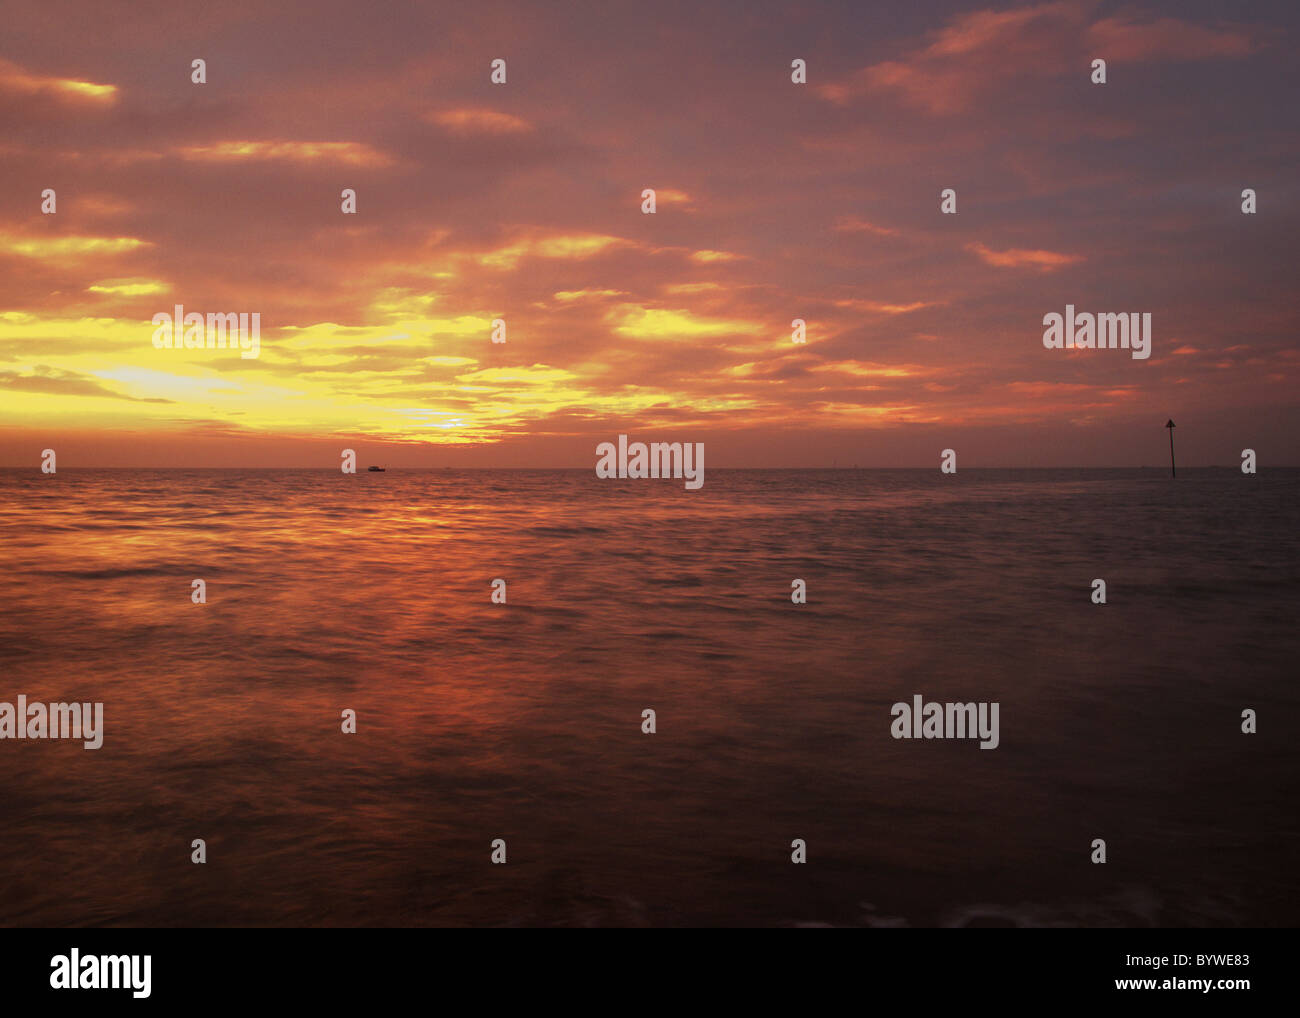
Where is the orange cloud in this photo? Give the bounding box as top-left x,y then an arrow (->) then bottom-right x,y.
833,217 -> 899,237
832,299 -> 936,314
0,59 -> 117,104
662,282 -> 726,295
689,250 -> 743,263
813,361 -> 927,379
965,241 -> 1082,271
428,109 -> 533,134
77,194 -> 136,217
553,289 -> 626,302
477,232 -> 631,269
1007,381 -> 1129,395
177,141 -> 393,166
655,188 -> 694,208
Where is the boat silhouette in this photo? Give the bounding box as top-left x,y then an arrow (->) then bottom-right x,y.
367,466 -> 386,472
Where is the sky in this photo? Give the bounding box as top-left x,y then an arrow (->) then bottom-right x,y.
0,0 -> 1297,467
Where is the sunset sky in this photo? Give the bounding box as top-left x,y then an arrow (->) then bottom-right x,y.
1,0 -> 1296,467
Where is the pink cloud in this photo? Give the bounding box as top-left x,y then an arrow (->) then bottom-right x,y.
820,2 -> 1255,114
1086,16 -> 1254,62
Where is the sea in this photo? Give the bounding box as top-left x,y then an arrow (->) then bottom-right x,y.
1,467 -> 1297,927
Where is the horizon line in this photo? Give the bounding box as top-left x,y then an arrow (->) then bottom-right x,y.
5,464 -> 1295,472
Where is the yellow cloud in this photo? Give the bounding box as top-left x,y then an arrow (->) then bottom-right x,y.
0,231 -> 148,260
610,306 -> 766,340
457,365 -> 578,386
277,316 -> 491,352
87,279 -> 170,297
0,313 -> 152,353
478,233 -> 628,269
689,250 -> 743,263
554,289 -> 626,302
368,291 -> 439,319
178,141 -> 393,166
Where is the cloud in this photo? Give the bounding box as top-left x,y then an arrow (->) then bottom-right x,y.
87,279 -> 171,297
832,299 -> 937,314
654,188 -> 694,209
0,59 -> 117,104
688,250 -> 743,263
965,241 -> 1083,271
1085,15 -> 1255,62
820,2 -> 1082,113
0,366 -> 172,402
812,360 -> 926,379
833,217 -> 899,237
77,194 -> 137,218
662,282 -> 726,295
553,289 -> 626,302
428,109 -> 533,134
0,230 -> 149,260
177,141 -> 394,166
819,2 -> 1255,114
476,232 -> 631,269
609,306 -> 767,341
0,1 -> 1293,464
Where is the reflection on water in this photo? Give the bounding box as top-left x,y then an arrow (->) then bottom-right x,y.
0,468 -> 1297,926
